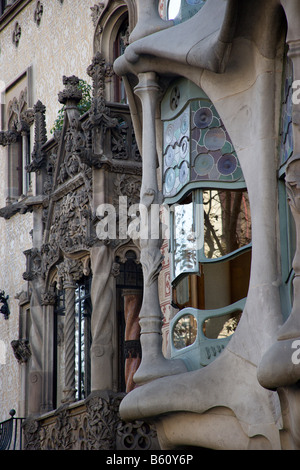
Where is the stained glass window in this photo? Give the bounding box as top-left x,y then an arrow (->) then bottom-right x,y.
163,95 -> 244,198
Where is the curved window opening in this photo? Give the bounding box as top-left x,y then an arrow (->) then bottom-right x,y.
162,78 -> 251,368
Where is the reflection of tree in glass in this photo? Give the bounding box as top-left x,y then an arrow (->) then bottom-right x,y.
174,201 -> 197,277
173,314 -> 197,350
217,312 -> 242,338
203,190 -> 251,259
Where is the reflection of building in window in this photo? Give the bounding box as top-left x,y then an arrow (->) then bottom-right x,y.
54,276 -> 92,406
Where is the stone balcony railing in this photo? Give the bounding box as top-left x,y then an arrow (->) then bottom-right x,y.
22,391 -> 160,451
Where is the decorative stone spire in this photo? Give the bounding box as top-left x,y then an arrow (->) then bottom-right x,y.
26,100 -> 47,172
58,75 -> 82,106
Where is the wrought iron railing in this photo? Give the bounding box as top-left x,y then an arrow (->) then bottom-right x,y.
0,410 -> 24,450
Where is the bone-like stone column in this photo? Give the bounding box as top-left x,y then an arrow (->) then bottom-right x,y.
130,0 -> 172,43
132,72 -> 186,385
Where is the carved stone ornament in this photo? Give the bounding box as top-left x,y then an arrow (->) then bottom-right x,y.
116,420 -> 159,451
84,391 -> 123,450
12,21 -> 21,47
34,1 -> 43,26
41,290 -> 57,306
0,89 -> 33,148
26,100 -> 47,172
23,248 -> 42,282
0,130 -> 19,147
23,392 -> 160,450
58,75 -> 82,106
90,3 -> 105,27
56,258 -> 84,289
11,339 -> 31,364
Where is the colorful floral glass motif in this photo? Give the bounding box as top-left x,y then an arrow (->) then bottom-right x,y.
280,56 -> 293,166
163,107 -> 190,197
190,99 -> 243,184
163,98 -> 244,198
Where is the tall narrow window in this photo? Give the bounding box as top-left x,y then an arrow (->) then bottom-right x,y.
54,275 -> 92,407
2,86 -> 32,204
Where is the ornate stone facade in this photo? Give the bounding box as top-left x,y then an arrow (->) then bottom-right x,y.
23,392 -> 159,451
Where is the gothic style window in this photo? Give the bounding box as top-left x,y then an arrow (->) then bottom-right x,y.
54,276 -> 92,406
162,78 -> 252,370
6,97 -> 31,201
0,78 -> 33,206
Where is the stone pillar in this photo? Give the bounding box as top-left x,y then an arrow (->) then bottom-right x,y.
57,258 -> 83,404
23,249 -> 44,416
123,289 -> 142,393
90,245 -> 115,391
62,279 -> 77,403
132,72 -> 186,385
41,289 -> 57,412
